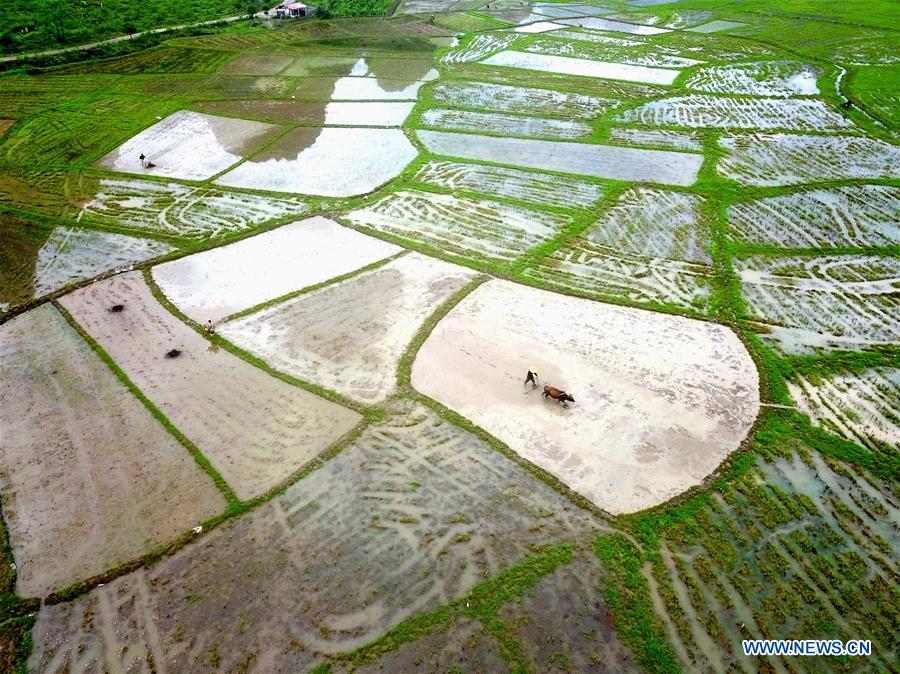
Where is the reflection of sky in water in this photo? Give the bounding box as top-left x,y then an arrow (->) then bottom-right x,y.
328,57 -> 438,99
216,128 -> 418,197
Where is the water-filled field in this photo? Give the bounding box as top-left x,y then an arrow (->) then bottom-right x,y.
1,1 -> 898,670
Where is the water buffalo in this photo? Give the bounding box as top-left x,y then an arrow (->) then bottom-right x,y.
543,385 -> 575,407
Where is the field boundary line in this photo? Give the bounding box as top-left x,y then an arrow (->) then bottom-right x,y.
221,249 -> 410,323
51,300 -> 240,506
142,269 -> 372,415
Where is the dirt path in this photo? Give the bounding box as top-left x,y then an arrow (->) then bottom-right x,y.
0,13 -> 253,64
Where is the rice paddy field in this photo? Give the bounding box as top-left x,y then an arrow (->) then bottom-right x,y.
0,0 -> 897,672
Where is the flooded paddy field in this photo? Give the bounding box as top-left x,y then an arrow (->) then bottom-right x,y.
523,239 -> 713,311
417,130 -> 704,184
78,178 -> 308,239
153,217 -> 399,323
420,107 -> 592,138
219,253 -> 477,403
29,401 -> 604,672
524,35 -> 702,68
0,305 -> 226,596
216,127 -> 418,196
718,133 -> 900,185
413,159 -> 605,208
59,272 -> 361,501
3,2 -> 900,670
607,127 -> 703,151
481,50 -> 681,85
790,368 -> 899,451
430,79 -> 617,117
412,280 -> 759,514
0,223 -> 174,313
347,189 -> 571,261
194,100 -> 415,126
616,95 -> 856,131
685,60 -> 821,96
650,447 -> 900,673
728,185 -> 900,248
736,254 -> 900,354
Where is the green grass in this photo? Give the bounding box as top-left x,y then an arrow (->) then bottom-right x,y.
0,0 -> 254,55
1,1 -> 899,671
594,534 -> 680,674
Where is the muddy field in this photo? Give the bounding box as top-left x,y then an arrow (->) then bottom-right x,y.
0,305 -> 226,596
58,272 -> 361,501
420,107 -> 592,138
29,401 -> 604,672
153,217 -> 399,323
219,253 -> 477,402
412,280 -> 759,514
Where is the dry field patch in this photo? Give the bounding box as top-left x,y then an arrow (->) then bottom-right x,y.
153,217 -> 400,323
0,305 -> 226,596
412,280 -> 759,514
220,253 -> 477,403
59,272 -> 361,501
29,401 -> 599,672
97,110 -> 281,181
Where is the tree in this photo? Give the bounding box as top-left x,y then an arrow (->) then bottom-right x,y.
34,0 -> 72,43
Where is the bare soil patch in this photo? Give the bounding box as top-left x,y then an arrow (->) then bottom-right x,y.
152,217 -> 400,323
58,272 -> 361,501
220,253 -> 476,403
29,401 -> 600,671
0,305 -> 226,596
411,280 -> 759,514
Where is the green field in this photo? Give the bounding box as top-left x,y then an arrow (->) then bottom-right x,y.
1,0 -> 898,672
